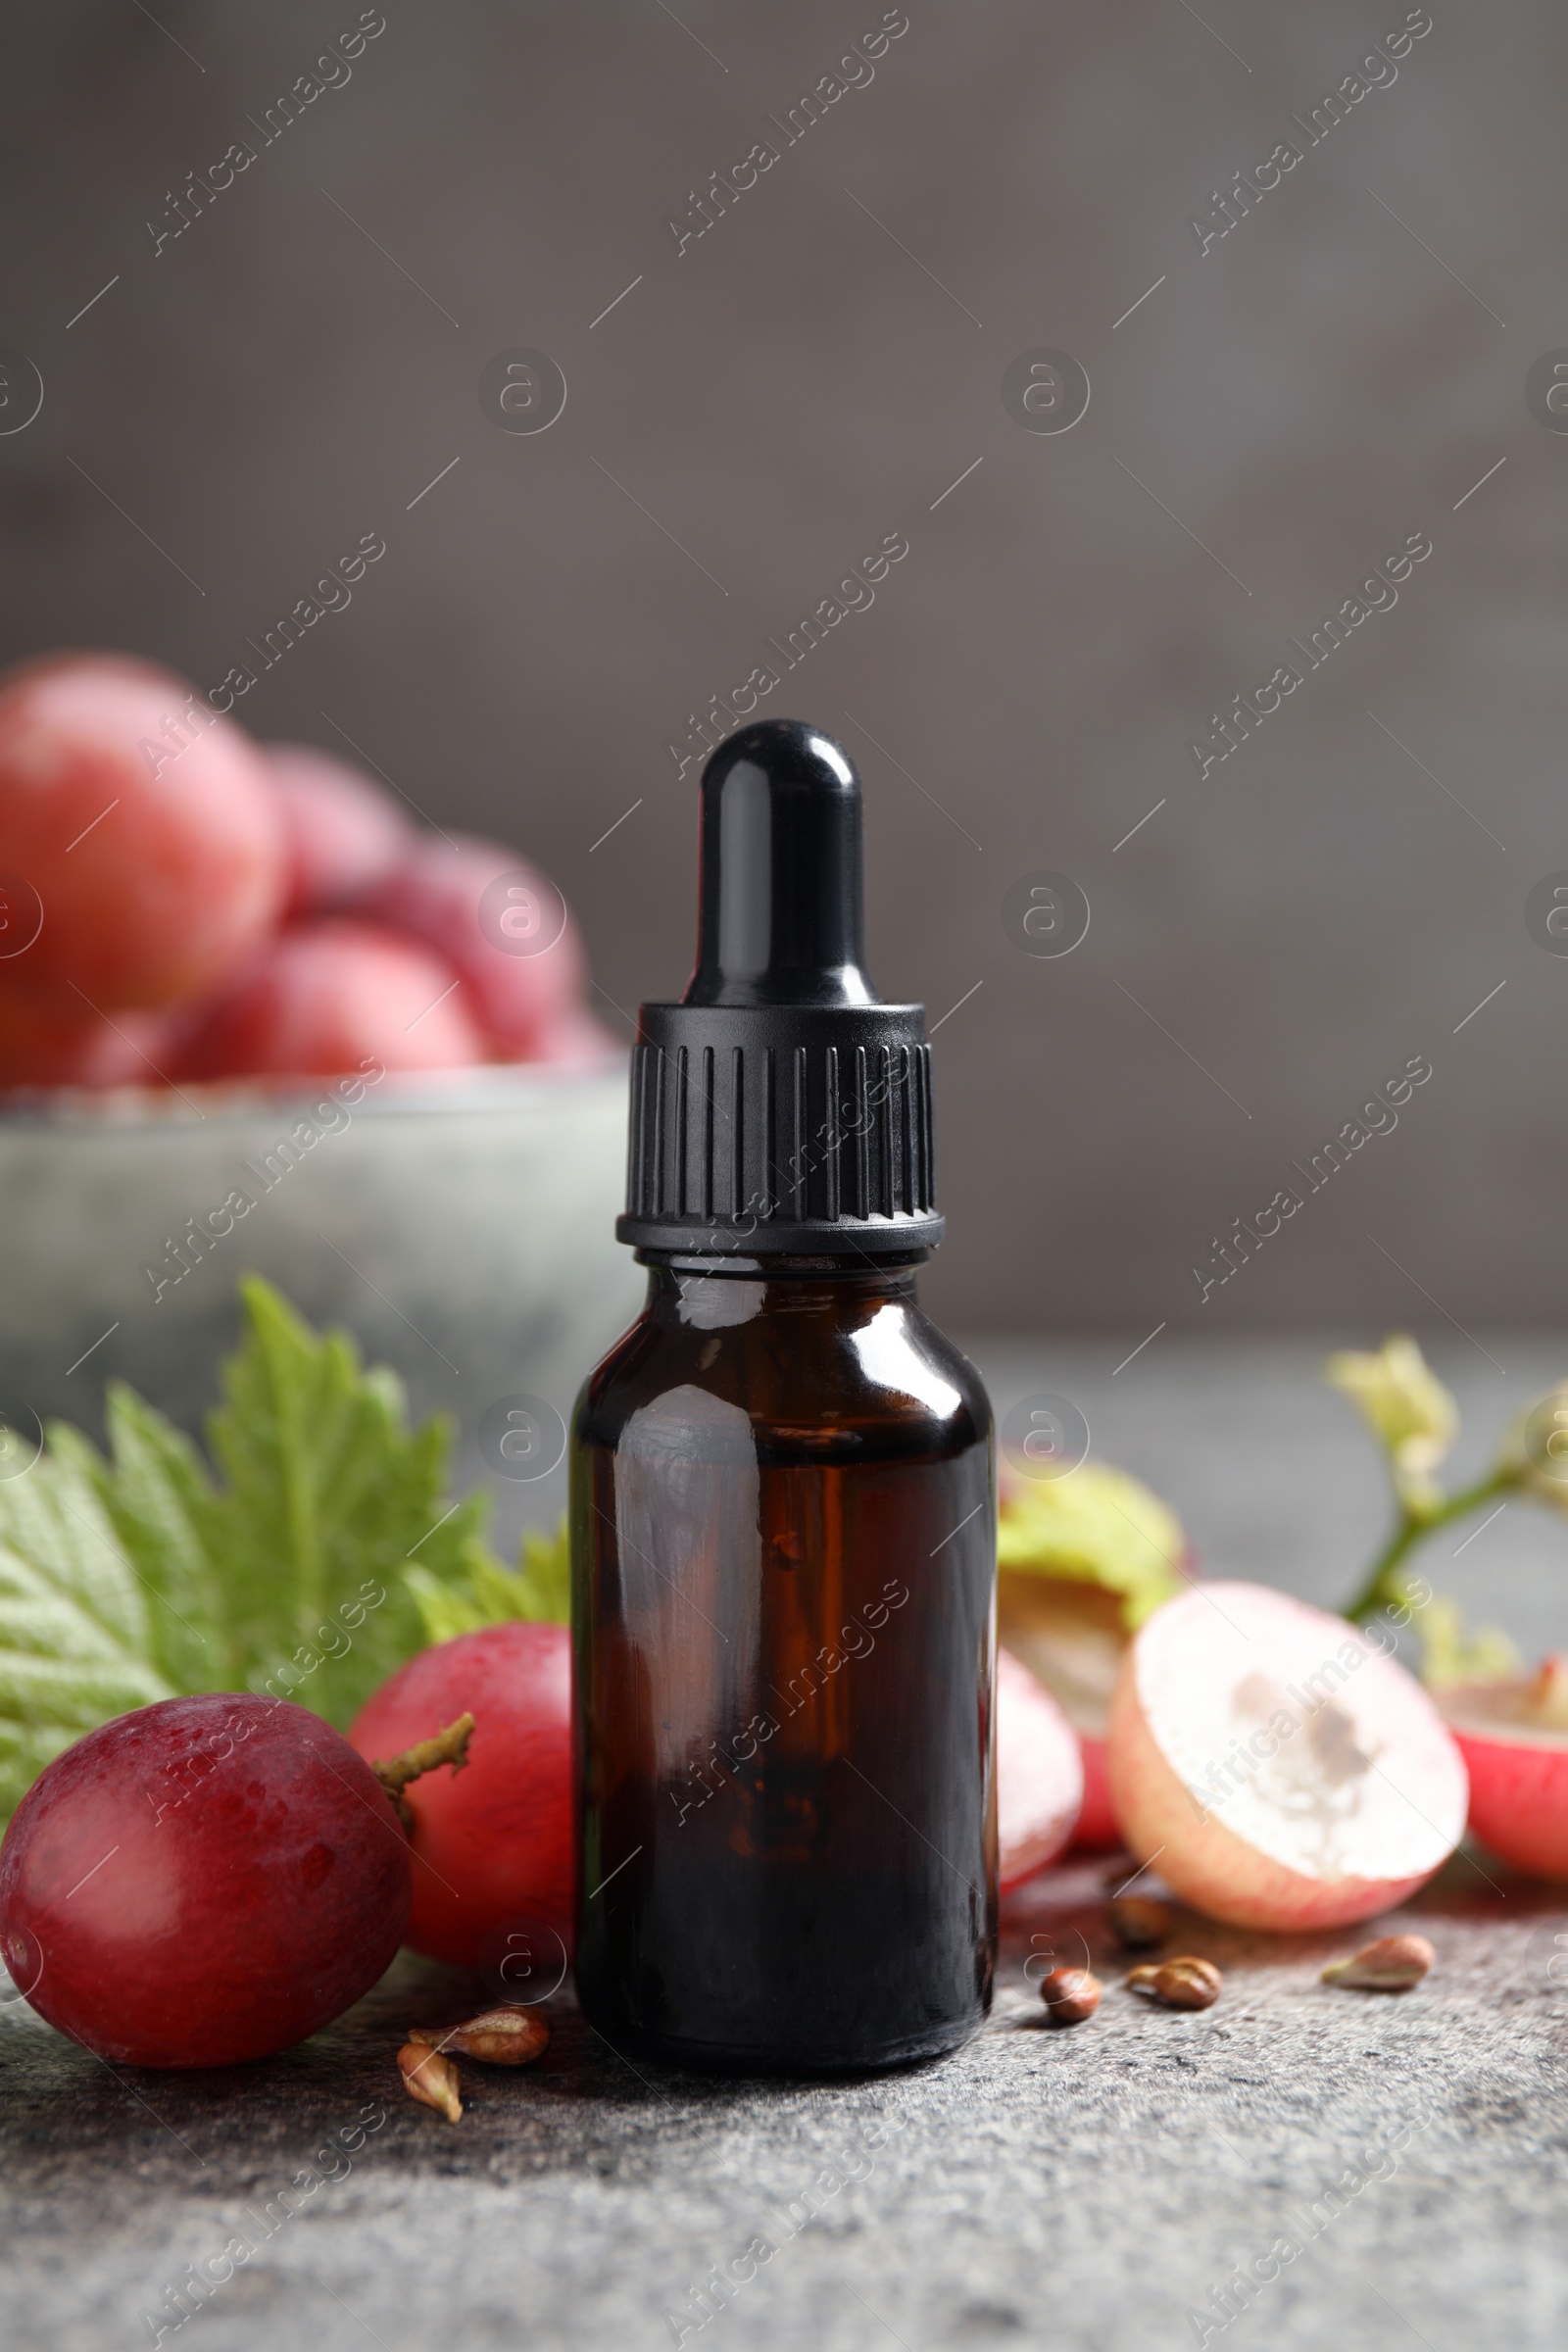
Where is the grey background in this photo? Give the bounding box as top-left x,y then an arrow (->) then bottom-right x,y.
0,0 -> 1560,1338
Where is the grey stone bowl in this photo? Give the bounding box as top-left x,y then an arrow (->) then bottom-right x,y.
0,1063 -> 644,1545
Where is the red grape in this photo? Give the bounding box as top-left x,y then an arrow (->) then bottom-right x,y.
0,986 -> 175,1090
0,1695 -> 411,2068
1071,1733 -> 1121,1852
264,743 -> 411,916
997,1648 -> 1084,1891
357,834 -> 585,1058
525,1006 -> 623,1067
349,1623 -> 571,1968
0,653 -> 285,1010
176,917 -> 486,1080
1441,1657 -> 1568,1881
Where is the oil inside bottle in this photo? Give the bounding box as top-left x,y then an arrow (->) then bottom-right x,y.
572,1263 -> 996,2072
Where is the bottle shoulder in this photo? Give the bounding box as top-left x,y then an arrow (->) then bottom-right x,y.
573,1289 -> 991,1467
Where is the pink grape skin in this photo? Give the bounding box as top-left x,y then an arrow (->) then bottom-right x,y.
349,1624 -> 572,1968
1069,1732 -> 1121,1852
1452,1719 -> 1568,1878
1442,1670 -> 1568,1881
0,1696 -> 411,2069
525,1006 -> 624,1068
0,653 -> 286,1010
996,1648 -> 1084,1892
0,988 -> 176,1090
263,743 -> 411,916
356,834 -> 586,1058
174,917 -> 486,1080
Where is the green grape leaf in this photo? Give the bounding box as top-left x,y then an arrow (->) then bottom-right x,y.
54,1394 -> 228,1695
998,1460 -> 1187,1629
1417,1593 -> 1521,1690
0,1276 -> 506,1829
407,1520 -> 570,1645
200,1278 -> 497,1724
0,1444 -> 179,1822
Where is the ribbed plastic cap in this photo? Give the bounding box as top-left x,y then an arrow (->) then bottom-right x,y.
617,719 -> 943,1257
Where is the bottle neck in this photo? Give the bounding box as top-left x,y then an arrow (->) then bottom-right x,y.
638,1255 -> 922,1326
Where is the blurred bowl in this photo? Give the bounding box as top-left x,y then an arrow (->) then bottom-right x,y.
0,1063 -> 643,1540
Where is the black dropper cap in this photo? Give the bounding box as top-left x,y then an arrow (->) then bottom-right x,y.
617,719 -> 944,1258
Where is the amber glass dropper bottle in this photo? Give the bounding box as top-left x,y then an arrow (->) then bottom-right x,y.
570,718 -> 996,2073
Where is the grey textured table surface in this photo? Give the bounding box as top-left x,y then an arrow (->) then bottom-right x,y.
4,1336 -> 1567,2352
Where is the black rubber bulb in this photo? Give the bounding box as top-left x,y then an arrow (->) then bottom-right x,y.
682,719 -> 878,1008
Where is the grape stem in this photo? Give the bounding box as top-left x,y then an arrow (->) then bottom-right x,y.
1342,1471 -> 1512,1625
372,1712 -> 475,1833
